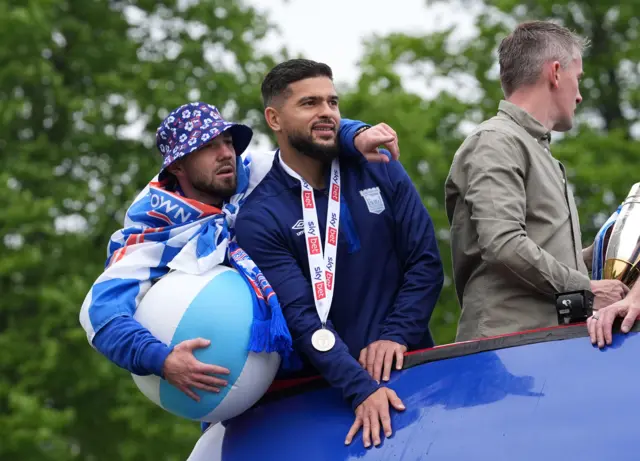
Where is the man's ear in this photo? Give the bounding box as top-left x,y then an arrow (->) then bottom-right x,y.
264,106 -> 281,132
548,61 -> 561,90
166,159 -> 184,178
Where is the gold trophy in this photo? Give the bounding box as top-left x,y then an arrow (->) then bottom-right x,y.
603,183 -> 640,287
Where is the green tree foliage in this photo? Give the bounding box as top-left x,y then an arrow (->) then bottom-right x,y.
3,0 -> 639,457
0,1 -> 278,459
339,0 -> 640,344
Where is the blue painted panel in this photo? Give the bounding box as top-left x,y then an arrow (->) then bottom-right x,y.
221,332 -> 640,460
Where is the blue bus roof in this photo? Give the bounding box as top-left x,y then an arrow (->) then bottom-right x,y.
219,324 -> 639,460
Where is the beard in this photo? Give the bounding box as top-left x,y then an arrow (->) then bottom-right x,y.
192,176 -> 236,200
189,164 -> 237,202
288,128 -> 340,163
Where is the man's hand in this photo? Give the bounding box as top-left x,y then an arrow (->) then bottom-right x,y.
359,340 -> 407,383
162,338 -> 230,401
588,286 -> 640,348
590,279 -> 629,310
344,387 -> 405,448
353,123 -> 400,163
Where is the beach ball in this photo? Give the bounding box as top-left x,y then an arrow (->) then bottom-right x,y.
132,265 -> 280,423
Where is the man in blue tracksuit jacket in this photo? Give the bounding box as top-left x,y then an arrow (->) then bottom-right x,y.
81,106 -> 399,396
235,59 -> 444,449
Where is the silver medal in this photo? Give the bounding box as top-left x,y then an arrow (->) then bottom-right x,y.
311,328 -> 335,352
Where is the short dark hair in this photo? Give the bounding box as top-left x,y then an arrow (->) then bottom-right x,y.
498,20 -> 589,97
261,59 -> 333,108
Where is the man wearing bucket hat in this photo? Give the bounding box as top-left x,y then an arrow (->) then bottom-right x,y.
155,102 -> 254,203
80,101 -> 402,403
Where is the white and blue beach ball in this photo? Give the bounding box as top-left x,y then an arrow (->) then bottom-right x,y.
132,266 -> 280,423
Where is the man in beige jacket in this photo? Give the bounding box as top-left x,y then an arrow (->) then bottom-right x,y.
446,20 -> 628,341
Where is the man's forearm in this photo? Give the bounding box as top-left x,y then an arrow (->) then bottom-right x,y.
481,228 -> 591,295
93,316 -> 172,376
338,118 -> 368,154
582,244 -> 594,272
288,321 -> 381,410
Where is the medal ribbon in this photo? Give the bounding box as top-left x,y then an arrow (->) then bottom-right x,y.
300,158 -> 340,327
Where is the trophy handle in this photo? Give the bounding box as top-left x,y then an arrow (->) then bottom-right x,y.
603,183 -> 640,288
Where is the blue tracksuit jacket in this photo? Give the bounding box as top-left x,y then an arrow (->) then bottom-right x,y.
235,135 -> 444,409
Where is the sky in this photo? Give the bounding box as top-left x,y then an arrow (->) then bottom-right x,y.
241,0 -> 482,149
247,0 -> 479,86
